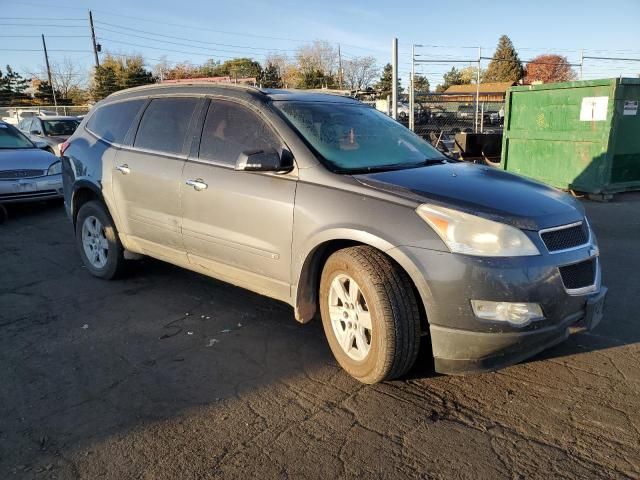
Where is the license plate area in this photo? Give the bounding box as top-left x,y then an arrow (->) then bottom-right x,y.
584,286 -> 607,330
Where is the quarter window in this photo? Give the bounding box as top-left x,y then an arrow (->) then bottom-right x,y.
199,100 -> 280,165
134,98 -> 199,155
86,99 -> 146,144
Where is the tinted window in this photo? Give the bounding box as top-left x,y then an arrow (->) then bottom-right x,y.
86,99 -> 146,144
199,100 -> 280,165
31,119 -> 43,133
134,98 -> 199,155
18,118 -> 32,132
43,119 -> 79,136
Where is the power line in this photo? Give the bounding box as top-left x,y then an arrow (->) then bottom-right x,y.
94,21 -> 298,53
0,23 -> 86,27
97,37 -> 270,59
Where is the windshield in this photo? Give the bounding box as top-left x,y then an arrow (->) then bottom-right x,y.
43,119 -> 79,136
0,123 -> 35,149
274,101 -> 444,172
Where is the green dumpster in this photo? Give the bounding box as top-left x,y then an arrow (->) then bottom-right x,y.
501,78 -> 640,197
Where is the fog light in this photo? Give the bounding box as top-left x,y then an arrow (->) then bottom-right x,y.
471,300 -> 544,326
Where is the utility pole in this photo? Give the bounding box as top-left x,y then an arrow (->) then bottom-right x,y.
41,34 -> 58,112
475,46 -> 481,133
409,44 -> 415,131
89,10 -> 100,68
338,44 -> 343,90
391,38 -> 398,120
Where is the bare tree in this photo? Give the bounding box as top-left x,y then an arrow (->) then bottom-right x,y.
50,57 -> 87,100
296,40 -> 338,78
342,56 -> 378,90
264,53 -> 289,78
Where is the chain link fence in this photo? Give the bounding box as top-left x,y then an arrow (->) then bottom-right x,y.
0,105 -> 92,124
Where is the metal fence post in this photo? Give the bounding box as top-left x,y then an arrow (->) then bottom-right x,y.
475,47 -> 481,133
409,44 -> 415,131
392,38 -> 398,120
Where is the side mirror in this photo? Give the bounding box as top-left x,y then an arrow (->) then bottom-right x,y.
235,148 -> 292,173
30,129 -> 42,136
34,141 -> 49,150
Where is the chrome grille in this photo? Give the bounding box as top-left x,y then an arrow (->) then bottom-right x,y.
540,221 -> 589,252
0,169 -> 45,179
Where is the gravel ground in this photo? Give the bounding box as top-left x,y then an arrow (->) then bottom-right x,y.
1,195 -> 639,479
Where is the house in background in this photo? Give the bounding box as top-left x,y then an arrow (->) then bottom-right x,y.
443,82 -> 516,102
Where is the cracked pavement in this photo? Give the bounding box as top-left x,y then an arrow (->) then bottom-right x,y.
1,194 -> 639,479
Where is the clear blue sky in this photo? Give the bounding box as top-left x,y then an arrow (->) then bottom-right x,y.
2,0 -> 639,87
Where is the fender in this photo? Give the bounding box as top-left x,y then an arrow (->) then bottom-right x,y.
292,227 -> 434,324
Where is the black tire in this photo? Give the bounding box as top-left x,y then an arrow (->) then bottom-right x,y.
319,246 -> 421,384
75,200 -> 126,279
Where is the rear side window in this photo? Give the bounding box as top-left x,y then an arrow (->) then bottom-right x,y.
199,100 -> 280,165
86,99 -> 146,144
134,98 -> 199,155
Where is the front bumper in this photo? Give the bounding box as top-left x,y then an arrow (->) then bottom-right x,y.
0,174 -> 63,203
390,241 -> 606,375
432,287 -> 607,374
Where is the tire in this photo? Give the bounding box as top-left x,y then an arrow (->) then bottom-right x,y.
319,246 -> 421,384
75,200 -> 126,279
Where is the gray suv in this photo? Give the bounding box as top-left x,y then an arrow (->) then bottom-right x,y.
61,84 -> 606,384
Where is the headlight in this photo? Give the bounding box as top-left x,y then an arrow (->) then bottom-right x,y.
47,161 -> 62,175
416,204 -> 539,257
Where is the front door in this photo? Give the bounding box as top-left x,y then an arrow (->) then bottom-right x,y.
180,99 -> 297,301
111,97 -> 201,260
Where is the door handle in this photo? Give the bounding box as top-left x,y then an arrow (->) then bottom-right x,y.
115,164 -> 130,175
185,178 -> 208,191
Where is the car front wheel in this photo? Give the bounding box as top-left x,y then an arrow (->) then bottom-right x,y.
319,246 -> 421,384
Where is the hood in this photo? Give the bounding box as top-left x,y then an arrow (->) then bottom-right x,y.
0,148 -> 58,173
353,161 -> 584,230
45,135 -> 70,144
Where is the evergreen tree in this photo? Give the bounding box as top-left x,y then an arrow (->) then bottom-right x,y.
435,67 -> 464,93
90,55 -> 154,101
34,80 -> 58,104
0,65 -> 29,104
483,35 -> 524,83
260,63 -> 282,88
413,75 -> 430,94
375,63 -> 402,97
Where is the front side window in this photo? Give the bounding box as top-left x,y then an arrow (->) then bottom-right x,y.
134,97 -> 200,155
274,101 -> 444,173
43,119 -> 79,136
87,99 -> 146,144
0,123 -> 35,149
199,100 -> 281,165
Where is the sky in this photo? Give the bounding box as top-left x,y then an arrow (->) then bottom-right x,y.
2,0 -> 639,89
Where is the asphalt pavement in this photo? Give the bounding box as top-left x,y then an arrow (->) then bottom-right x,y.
1,194 -> 639,479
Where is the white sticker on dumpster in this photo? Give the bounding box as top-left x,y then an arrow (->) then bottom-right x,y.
580,96 -> 608,121
623,100 -> 638,116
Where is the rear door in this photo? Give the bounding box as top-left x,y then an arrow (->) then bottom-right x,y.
180,99 -> 297,300
111,97 -> 202,260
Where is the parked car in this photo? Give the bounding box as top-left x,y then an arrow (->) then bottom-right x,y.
62,84 -> 606,384
2,108 -> 57,125
0,121 -> 63,203
18,115 -> 80,156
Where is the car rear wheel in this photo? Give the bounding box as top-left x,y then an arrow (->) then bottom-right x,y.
75,200 -> 126,279
319,246 -> 421,384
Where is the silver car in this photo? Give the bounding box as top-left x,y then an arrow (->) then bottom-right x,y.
61,84 -> 606,384
18,115 -> 80,156
0,122 -> 63,203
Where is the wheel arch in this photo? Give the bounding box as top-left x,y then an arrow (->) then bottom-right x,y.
71,181 -> 104,227
293,230 -> 432,335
